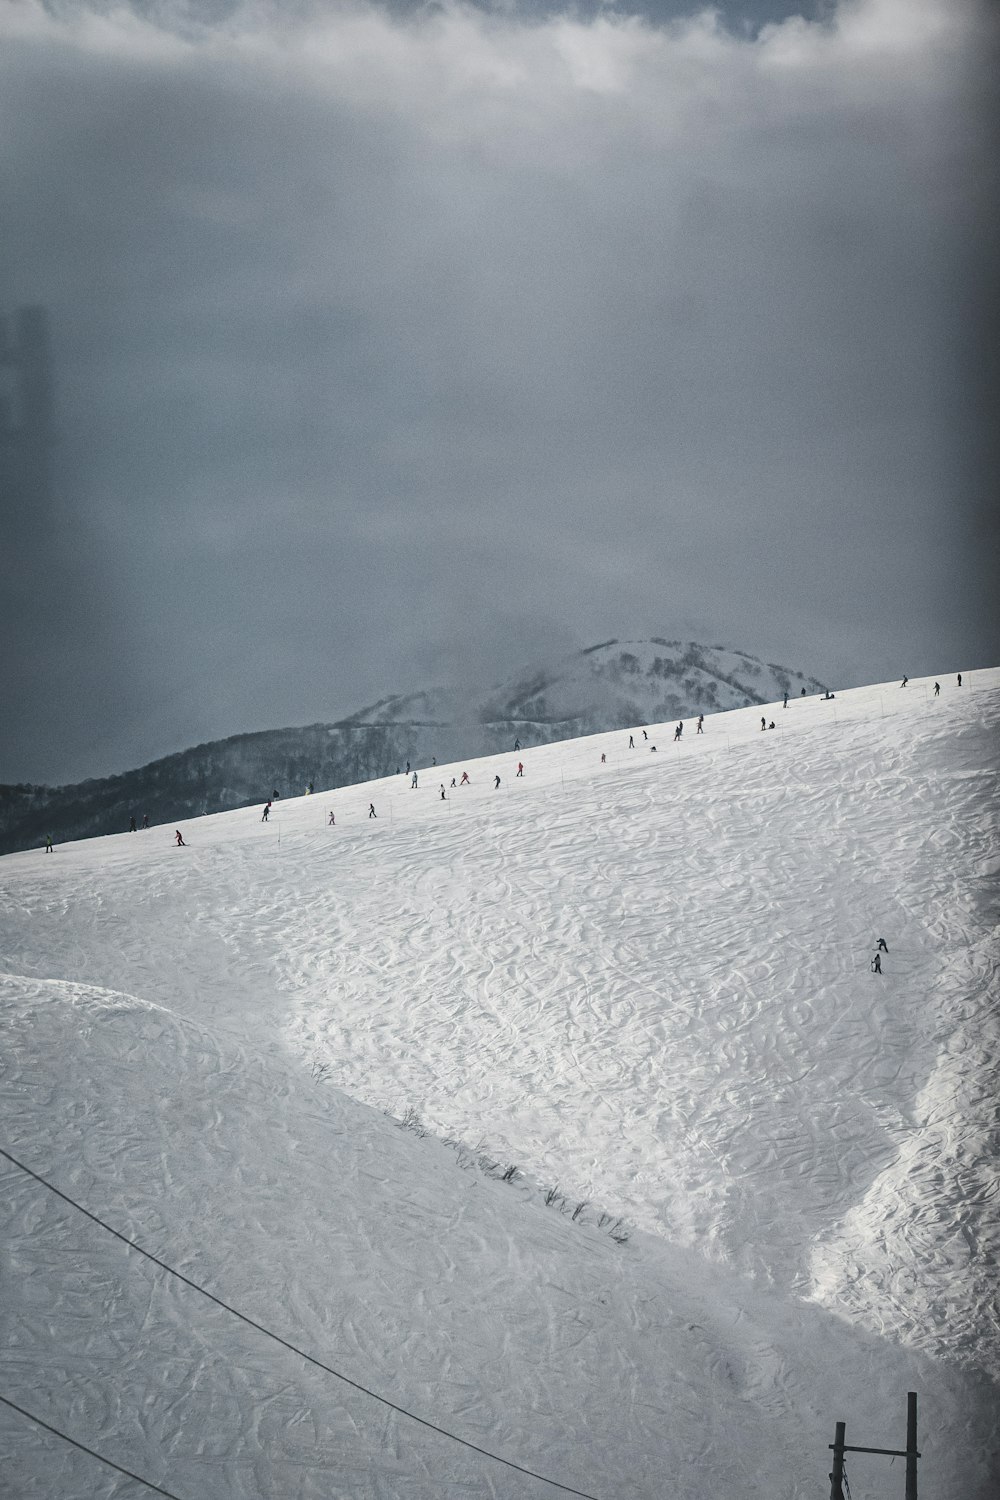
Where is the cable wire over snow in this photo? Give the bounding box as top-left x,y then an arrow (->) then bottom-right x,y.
0,1393 -> 186,1500
0,1144 -> 604,1500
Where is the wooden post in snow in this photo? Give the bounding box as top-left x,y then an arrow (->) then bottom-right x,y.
827,1393 -> 919,1499
905,1392 -> 918,1500
829,1421 -> 846,1500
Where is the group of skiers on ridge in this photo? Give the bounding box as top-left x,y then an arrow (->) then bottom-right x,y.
38,673 -> 972,853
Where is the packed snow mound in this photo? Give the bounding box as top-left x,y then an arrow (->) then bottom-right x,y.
1,670 -> 998,1498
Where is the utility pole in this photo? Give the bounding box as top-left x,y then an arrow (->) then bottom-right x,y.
828,1392 -> 919,1499
829,1421 -> 846,1500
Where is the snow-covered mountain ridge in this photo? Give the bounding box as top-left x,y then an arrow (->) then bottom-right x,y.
1,669 -> 997,1497
0,640 -> 824,854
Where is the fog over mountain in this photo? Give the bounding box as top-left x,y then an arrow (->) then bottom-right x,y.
2,0 -> 997,786
1,640 -> 825,852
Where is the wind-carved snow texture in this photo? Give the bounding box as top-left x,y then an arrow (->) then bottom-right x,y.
1,672 -> 998,1498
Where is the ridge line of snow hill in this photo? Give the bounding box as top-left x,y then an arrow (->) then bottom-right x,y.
0,637 -> 825,854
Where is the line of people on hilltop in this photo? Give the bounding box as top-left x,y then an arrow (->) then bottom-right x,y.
55,672 -> 979,857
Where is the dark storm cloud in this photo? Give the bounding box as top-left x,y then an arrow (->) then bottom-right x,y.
2,0 -> 997,782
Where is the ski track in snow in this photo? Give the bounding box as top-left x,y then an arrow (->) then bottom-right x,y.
1,673 -> 998,1498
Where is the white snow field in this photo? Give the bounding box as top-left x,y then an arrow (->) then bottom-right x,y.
1,672 -> 998,1499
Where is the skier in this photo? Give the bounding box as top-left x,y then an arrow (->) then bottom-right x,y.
934,682 -> 940,696
411,772 -> 418,788
761,717 -> 767,731
642,729 -> 648,740
876,937 -> 888,952
261,803 -> 271,822
328,811 -> 336,826
629,734 -> 634,749
368,803 -> 377,818
783,693 -> 789,708
450,777 -> 457,788
44,833 -> 53,853
141,813 -> 149,829
494,774 -> 501,789
307,781 -> 314,795
516,762 -> 524,777
957,673 -> 962,686
697,715 -> 704,734
514,738 -> 521,751
601,752 -> 606,763
175,830 -> 186,846
440,786 -> 446,800
900,676 -> 908,687
871,952 -> 882,974
674,722 -> 683,741
272,788 -> 279,800
801,687 -> 807,696
129,814 -> 137,832
460,771 -> 470,785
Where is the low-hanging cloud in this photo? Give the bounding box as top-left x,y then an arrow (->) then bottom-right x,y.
2,0 -> 996,781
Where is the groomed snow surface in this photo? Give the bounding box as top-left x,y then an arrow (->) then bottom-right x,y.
2,672 -> 998,1499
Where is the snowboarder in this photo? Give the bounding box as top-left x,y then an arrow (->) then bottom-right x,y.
450,777 -> 457,788
697,715 -> 704,733
871,952 -> 882,974
368,803 -> 377,818
900,676 -> 908,687
516,762 -> 524,777
261,803 -> 270,822
768,721 -> 776,730
129,814 -> 137,832
460,771 -> 470,785
44,833 -> 53,853
328,811 -> 336,826
934,682 -> 940,696
642,729 -> 648,740
674,722 -> 683,740
628,734 -> 635,749
494,774 -> 501,789
876,937 -> 888,952
650,745 -> 657,752
175,830 -> 186,846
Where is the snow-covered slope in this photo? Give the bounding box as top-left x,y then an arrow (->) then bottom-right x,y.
0,639 -> 824,854
1,671 -> 997,1498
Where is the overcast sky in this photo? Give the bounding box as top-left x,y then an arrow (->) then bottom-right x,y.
2,0 -> 997,784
